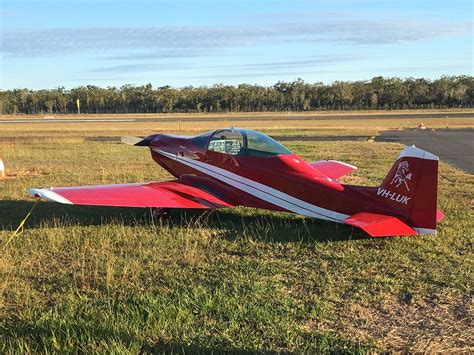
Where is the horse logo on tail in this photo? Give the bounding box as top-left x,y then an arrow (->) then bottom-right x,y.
390,160 -> 413,191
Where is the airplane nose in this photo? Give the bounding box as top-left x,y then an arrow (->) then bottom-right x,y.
148,134 -> 163,147
144,133 -> 177,148
131,134 -> 160,147
134,136 -> 154,146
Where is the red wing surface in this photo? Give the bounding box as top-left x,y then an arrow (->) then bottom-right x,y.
29,181 -> 233,209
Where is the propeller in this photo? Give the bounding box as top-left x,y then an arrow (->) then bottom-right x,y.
121,136 -> 153,146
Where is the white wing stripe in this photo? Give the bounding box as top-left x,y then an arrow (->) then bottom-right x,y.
28,188 -> 73,204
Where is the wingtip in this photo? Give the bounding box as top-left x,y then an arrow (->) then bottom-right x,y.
328,160 -> 358,170
27,188 -> 73,204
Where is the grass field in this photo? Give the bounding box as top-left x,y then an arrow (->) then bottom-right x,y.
1,116 -> 473,352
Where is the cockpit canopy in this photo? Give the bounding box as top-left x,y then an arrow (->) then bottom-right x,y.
191,128 -> 292,157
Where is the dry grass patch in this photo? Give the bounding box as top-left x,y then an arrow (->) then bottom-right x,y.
329,294 -> 473,352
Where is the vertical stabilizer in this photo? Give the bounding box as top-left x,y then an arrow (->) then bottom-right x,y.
377,145 -> 439,234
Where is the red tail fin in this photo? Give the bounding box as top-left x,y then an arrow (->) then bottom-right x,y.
377,145 -> 440,234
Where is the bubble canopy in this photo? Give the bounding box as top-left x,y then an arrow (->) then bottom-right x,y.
191,128 -> 292,157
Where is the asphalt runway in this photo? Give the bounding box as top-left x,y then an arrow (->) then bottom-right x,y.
377,129 -> 474,174
0,112 -> 472,124
0,118 -> 135,124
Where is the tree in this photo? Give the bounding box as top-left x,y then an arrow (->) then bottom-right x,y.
1,76 -> 472,115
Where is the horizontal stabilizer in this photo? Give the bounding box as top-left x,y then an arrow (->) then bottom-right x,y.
436,209 -> 444,223
343,212 -> 417,237
309,160 -> 357,180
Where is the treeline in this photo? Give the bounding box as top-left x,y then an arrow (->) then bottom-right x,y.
1,76 -> 473,115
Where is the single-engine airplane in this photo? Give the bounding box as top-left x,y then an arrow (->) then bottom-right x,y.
29,128 -> 444,237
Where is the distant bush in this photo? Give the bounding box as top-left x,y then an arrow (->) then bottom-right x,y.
1,75 -> 473,114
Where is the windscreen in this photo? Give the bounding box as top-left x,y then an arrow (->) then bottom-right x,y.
241,130 -> 291,157
190,130 -> 214,149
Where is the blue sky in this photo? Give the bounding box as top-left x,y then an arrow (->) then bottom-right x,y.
1,0 -> 472,89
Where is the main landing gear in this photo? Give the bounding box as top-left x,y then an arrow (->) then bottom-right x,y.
150,207 -> 171,219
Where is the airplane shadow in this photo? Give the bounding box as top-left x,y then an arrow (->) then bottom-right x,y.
141,342 -> 256,354
0,200 -> 367,243
195,209 -> 367,243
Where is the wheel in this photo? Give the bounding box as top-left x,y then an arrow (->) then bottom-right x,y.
150,207 -> 170,219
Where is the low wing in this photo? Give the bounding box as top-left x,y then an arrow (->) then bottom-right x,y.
309,160 -> 357,180
343,212 -> 417,237
28,180 -> 233,209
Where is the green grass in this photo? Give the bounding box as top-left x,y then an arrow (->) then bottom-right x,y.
0,121 -> 473,352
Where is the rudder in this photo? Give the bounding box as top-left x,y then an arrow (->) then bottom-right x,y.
377,145 -> 439,234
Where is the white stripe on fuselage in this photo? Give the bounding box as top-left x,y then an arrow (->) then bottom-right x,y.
154,148 -> 349,222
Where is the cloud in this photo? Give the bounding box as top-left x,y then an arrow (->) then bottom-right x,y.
179,64 -> 473,80
89,55 -> 360,75
89,62 -> 193,73
101,48 -> 214,61
206,55 -> 363,70
2,18 -> 470,58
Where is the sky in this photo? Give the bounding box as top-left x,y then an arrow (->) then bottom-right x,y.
1,0 -> 472,89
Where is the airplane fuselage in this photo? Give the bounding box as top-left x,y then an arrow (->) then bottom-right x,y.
149,133 -> 396,224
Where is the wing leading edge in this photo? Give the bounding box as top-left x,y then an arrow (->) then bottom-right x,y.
28,180 -> 233,209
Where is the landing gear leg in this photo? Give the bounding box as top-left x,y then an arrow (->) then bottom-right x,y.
150,207 -> 170,219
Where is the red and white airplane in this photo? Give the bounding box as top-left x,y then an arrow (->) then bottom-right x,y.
29,128 -> 444,237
